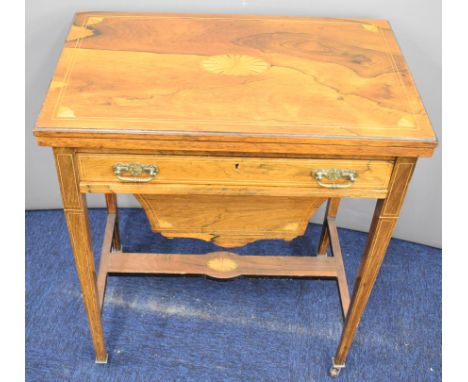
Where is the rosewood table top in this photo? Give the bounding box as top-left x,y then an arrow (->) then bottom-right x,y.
35,12 -> 436,157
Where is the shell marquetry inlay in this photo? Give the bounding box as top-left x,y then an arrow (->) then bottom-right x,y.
201,54 -> 270,76
207,257 -> 238,272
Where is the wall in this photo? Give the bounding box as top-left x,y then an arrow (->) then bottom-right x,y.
26,0 -> 441,247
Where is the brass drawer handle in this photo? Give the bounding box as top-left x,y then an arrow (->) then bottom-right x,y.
112,163 -> 159,183
312,168 -> 358,189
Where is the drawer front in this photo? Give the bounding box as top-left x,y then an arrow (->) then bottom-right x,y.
77,153 -> 393,191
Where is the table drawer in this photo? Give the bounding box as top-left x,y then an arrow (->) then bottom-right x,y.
77,153 -> 394,191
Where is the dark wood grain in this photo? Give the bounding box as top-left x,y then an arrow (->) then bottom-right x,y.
105,251 -> 341,279
34,13 -> 437,157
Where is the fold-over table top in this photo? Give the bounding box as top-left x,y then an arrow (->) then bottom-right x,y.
35,12 -> 436,153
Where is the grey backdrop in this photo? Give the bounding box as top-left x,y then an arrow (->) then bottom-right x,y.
26,0 -> 442,248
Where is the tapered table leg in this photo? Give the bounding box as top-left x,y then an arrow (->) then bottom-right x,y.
54,148 -> 108,363
316,198 -> 350,317
330,158 -> 416,377
317,198 -> 341,256
105,194 -> 122,251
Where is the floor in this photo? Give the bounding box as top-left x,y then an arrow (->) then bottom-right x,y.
26,209 -> 441,381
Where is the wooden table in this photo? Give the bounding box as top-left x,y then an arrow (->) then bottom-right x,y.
34,12 -> 437,377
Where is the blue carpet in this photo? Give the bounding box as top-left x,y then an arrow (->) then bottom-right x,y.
26,209 -> 441,382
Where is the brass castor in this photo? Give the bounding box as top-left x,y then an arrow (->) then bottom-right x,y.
95,353 -> 109,364
329,366 -> 341,377
329,358 -> 345,377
